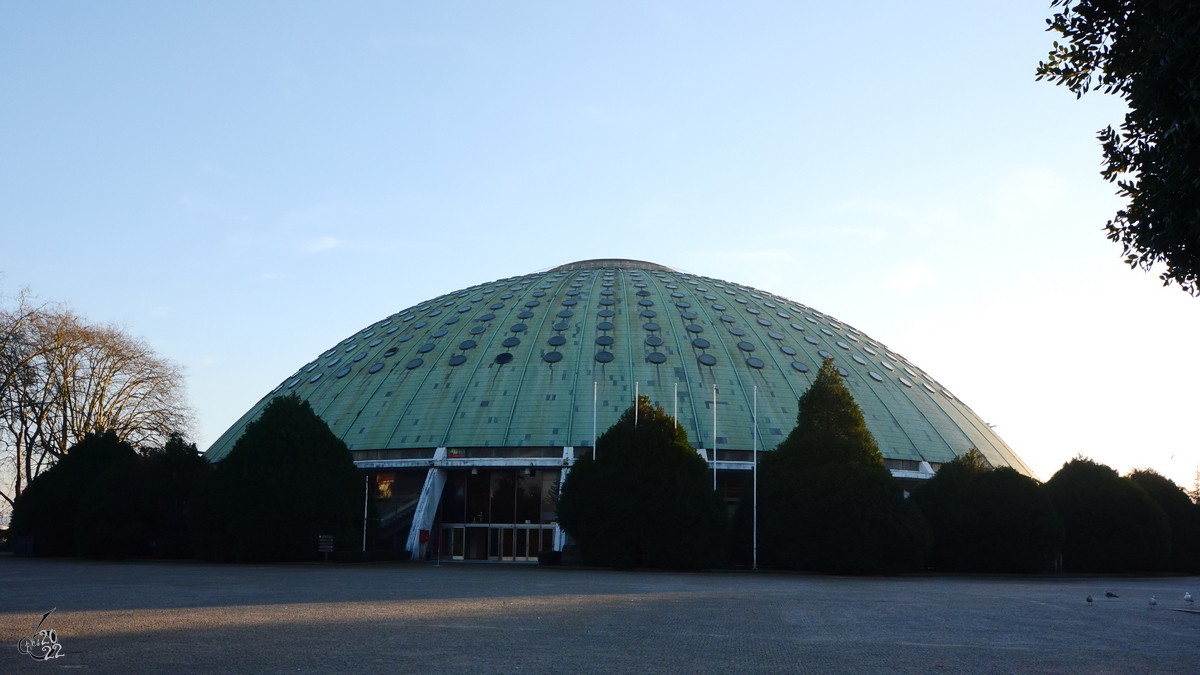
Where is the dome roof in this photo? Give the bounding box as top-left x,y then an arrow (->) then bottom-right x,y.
205,259 -> 1031,475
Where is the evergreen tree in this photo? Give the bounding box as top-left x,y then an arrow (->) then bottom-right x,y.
72,434 -> 211,559
193,395 -> 365,562
1043,457 -> 1170,572
1128,469 -> 1200,573
558,395 -> 727,569
757,359 -> 928,574
913,449 -> 1063,573
8,430 -> 137,556
10,431 -> 211,559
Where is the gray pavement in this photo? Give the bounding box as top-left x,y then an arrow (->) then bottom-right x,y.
0,555 -> 1197,673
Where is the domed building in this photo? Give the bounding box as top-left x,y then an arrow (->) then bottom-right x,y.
206,259 -> 1031,561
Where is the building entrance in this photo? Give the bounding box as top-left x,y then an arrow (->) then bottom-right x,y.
490,525 -> 554,561
443,524 -> 556,561
436,467 -> 561,562
447,525 -> 490,561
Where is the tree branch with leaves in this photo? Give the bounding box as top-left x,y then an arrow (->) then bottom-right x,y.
1037,0 -> 1200,295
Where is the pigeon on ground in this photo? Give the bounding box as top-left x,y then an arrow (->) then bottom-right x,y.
1086,595 -> 1093,605
1185,592 -> 1193,606
1149,596 -> 1157,609
1105,591 -> 1119,598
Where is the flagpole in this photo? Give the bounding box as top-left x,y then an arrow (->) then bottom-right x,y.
673,382 -> 677,429
593,381 -> 598,460
634,382 -> 639,427
753,385 -> 758,571
712,384 -> 718,491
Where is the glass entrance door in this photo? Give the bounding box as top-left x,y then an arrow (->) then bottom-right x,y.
488,525 -> 555,561
451,526 -> 465,560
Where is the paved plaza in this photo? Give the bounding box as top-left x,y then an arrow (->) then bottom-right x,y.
0,555 -> 1196,673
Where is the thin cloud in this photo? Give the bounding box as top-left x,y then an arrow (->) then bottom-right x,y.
302,236 -> 341,253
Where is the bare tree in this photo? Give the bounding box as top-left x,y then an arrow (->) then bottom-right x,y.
1,291 -> 192,512
0,288 -> 51,508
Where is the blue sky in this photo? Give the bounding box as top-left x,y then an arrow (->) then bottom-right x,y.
3,1 -> 1197,486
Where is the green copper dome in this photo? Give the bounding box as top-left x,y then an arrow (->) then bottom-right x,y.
205,259 -> 1032,476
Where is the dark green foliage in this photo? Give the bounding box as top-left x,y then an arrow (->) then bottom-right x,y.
784,358 -> 884,467
758,360 -> 929,574
1128,469 -> 1200,573
193,395 -> 365,563
158,436 -> 213,557
1037,1 -> 1200,295
9,431 -> 212,559
730,471 -> 755,567
1043,458 -> 1170,572
74,452 -> 148,558
74,434 -> 211,559
913,450 -> 1063,573
9,431 -> 137,556
558,395 -> 728,569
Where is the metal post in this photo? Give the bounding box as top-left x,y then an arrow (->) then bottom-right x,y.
673,382 -> 677,429
362,474 -> 369,552
712,384 -> 718,491
635,382 -> 639,427
593,381 -> 598,460
753,385 -> 758,571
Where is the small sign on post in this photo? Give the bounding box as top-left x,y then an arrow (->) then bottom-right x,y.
318,534 -> 334,562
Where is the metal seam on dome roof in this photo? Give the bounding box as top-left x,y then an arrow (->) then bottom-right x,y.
434,285 -> 529,447
337,350 -> 402,445
884,372 -> 957,462
561,270 -> 597,445
622,270 -> 639,369
202,261 -> 1023,473
497,277 -> 561,447
835,346 -> 924,461
754,296 -> 811,398
751,315 -> 807,397
909,385 -> 989,464
921,376 -> 1029,473
377,301 -> 484,448
918,385 -> 985,454
660,273 -> 704,442
694,290 -> 753,448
